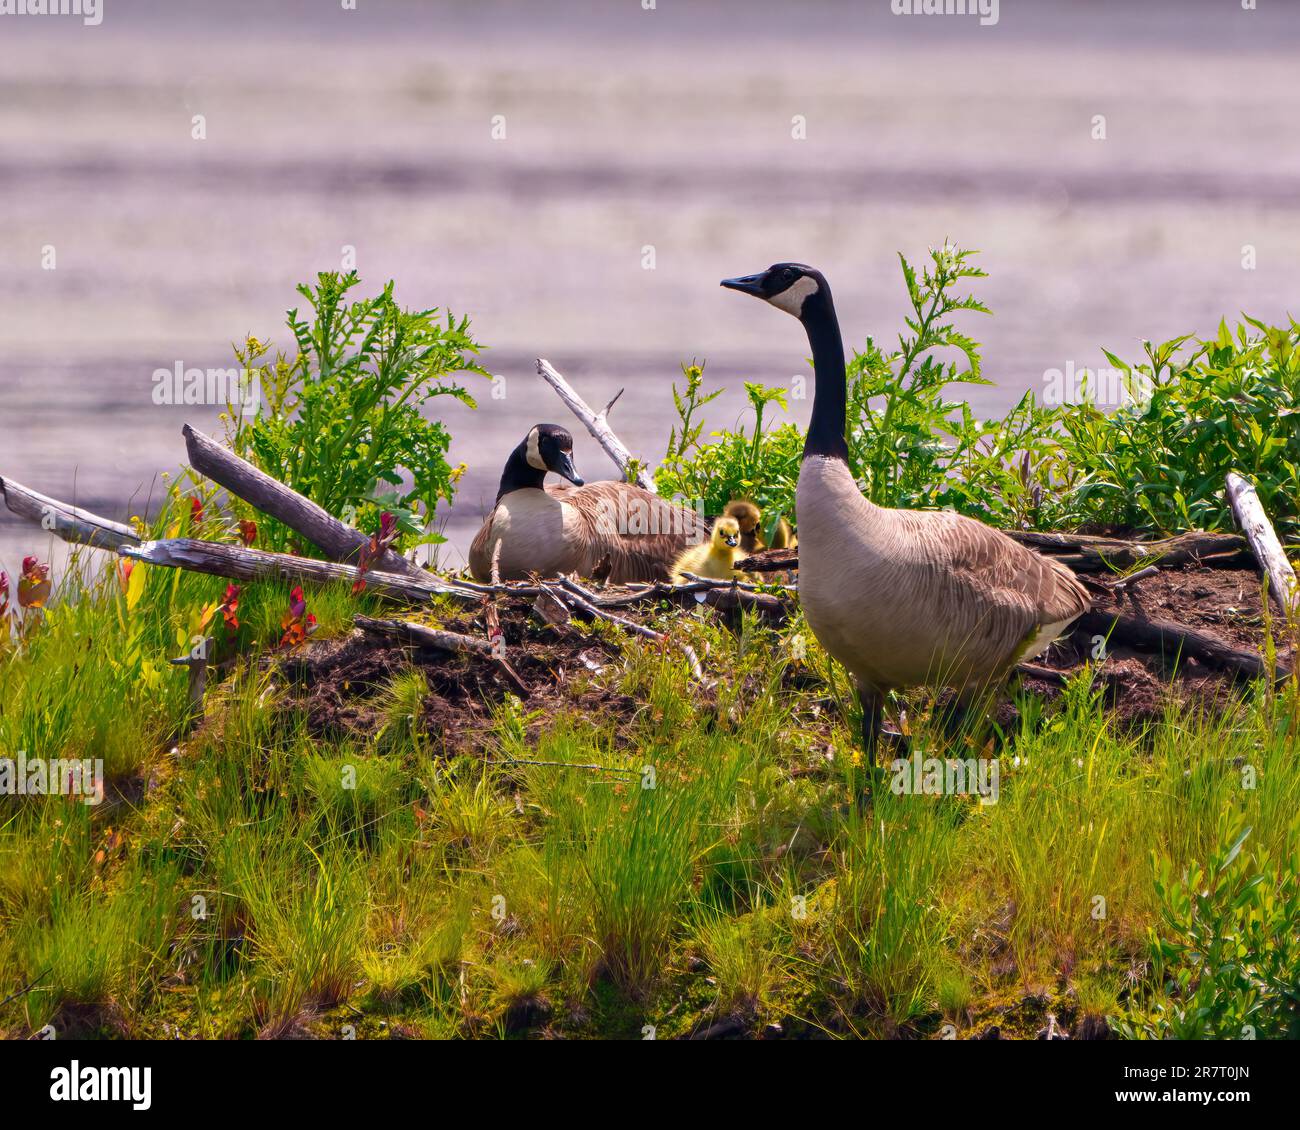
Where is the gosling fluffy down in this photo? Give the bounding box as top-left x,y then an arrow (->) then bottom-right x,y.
723,499 -> 796,554
671,516 -> 742,583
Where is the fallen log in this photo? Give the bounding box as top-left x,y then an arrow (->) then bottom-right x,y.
1076,609 -> 1284,682
536,358 -> 655,491
738,548 -> 798,574
182,424 -> 429,580
1225,471 -> 1298,619
0,475 -> 140,551
1004,529 -> 1247,571
355,614 -> 529,697
119,538 -> 477,603
741,531 -> 1249,576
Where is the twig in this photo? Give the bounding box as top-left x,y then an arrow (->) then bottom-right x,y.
120,539 -> 478,603
536,358 -> 655,490
0,968 -> 50,1009
557,577 -> 707,682
355,614 -> 531,697
1225,471 -> 1298,618
183,424 -> 429,580
492,756 -> 637,777
0,475 -> 140,551
679,571 -> 796,594
1105,565 -> 1161,592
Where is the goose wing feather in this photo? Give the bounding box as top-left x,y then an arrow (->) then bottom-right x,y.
889,508 -> 1092,670
562,482 -> 708,583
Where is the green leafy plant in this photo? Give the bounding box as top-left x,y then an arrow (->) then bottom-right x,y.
225,272 -> 487,552
1054,319 -> 1300,536
654,363 -> 803,534
1115,826 -> 1300,1040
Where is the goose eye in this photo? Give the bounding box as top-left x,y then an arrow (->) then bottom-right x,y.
783,268 -> 796,281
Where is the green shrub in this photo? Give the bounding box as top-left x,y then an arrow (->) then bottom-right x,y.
225,271 -> 487,552
658,244 -> 1299,541
1054,320 -> 1300,536
654,366 -> 803,537
1115,827 -> 1300,1040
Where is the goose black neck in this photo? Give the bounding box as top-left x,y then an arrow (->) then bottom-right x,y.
800,289 -> 849,462
497,443 -> 547,501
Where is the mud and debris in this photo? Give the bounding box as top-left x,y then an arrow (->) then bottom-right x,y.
268,559 -> 1290,747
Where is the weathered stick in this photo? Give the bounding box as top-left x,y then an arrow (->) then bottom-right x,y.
170,648 -> 210,722
536,358 -> 655,491
355,614 -> 530,696
1225,472 -> 1298,618
182,424 -> 429,580
1004,529 -> 1247,572
0,475 -> 140,551
120,538 -> 477,603
738,548 -> 799,574
741,531 -> 1249,576
1077,609 -> 1283,681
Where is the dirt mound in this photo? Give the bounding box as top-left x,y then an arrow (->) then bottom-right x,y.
272,560 -> 1288,746
278,601 -> 636,752
1020,564 -> 1290,724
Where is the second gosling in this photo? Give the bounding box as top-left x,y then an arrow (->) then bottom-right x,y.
671,516 -> 742,583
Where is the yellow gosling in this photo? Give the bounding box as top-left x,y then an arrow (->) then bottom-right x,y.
671,516 -> 742,583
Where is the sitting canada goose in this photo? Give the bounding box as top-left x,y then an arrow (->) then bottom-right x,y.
723,499 -> 795,555
469,424 -> 707,583
721,263 -> 1091,754
672,515 -> 742,583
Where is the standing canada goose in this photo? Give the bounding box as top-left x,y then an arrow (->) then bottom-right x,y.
672,515 -> 742,583
469,424 -> 707,583
721,263 -> 1091,753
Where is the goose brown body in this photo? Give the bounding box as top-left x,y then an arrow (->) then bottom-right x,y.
797,455 -> 1090,694
470,481 -> 704,583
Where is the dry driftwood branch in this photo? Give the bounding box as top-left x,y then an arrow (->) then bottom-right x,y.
535,358 -> 655,491
355,614 -> 531,697
120,538 -> 478,603
182,424 -> 429,580
0,474 -> 140,551
742,531 -> 1248,575
1225,471 -> 1298,619
1004,529 -> 1247,572
1077,609 -> 1283,681
738,548 -> 799,574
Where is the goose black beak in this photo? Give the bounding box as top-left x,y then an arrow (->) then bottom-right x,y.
720,273 -> 767,297
553,450 -> 584,486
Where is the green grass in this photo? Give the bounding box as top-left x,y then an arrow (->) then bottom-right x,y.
2,547 -> 1296,1040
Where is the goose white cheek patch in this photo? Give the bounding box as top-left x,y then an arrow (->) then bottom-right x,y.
767,275 -> 819,316
525,427 -> 546,470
